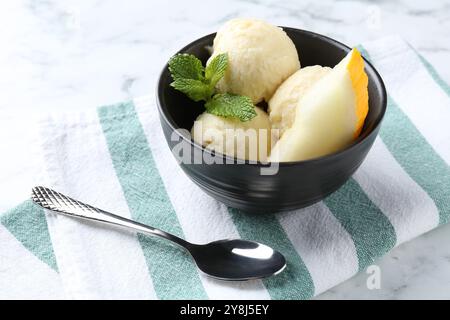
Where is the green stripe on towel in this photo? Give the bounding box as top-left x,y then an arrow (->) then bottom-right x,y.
98,101 -> 207,300
323,179 -> 397,270
406,43 -> 450,97
0,200 -> 58,271
360,46 -> 450,225
416,54 -> 450,97
228,208 -> 315,300
380,97 -> 450,224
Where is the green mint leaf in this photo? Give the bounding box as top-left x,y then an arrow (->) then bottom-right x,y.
205,53 -> 228,87
170,78 -> 212,102
168,54 -> 204,81
205,93 -> 257,122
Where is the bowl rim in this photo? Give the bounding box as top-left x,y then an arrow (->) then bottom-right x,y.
156,27 -> 387,167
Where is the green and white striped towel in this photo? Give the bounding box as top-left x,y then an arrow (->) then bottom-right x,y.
1,36 -> 449,299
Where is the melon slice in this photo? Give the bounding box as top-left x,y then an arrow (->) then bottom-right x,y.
269,48 -> 369,162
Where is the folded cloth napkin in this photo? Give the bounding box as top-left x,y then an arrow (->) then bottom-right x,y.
1,36 -> 449,300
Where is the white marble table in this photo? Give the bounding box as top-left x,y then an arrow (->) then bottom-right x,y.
1,0 -> 449,299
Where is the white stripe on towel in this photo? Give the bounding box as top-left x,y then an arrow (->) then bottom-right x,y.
277,203 -> 359,296
39,111 -> 157,299
363,36 -> 450,165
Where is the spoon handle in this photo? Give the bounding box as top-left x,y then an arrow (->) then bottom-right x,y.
31,186 -> 189,248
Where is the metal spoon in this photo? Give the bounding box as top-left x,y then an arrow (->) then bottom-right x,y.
31,186 -> 286,281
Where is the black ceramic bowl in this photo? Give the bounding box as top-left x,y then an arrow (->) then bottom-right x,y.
157,28 -> 387,213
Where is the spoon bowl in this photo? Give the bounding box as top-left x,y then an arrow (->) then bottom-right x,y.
190,239 -> 286,281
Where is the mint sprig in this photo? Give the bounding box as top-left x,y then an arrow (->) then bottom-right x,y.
168,54 -> 204,81
205,53 -> 228,88
171,78 -> 213,102
168,53 -> 256,122
205,93 -> 256,122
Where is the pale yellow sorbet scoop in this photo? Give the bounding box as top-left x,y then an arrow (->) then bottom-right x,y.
191,107 -> 272,162
268,65 -> 332,140
209,18 -> 300,104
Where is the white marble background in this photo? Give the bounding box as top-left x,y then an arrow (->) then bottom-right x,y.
1,0 -> 450,299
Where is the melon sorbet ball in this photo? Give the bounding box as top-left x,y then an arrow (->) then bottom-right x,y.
269,66 -> 332,139
191,107 -> 271,162
209,18 -> 300,103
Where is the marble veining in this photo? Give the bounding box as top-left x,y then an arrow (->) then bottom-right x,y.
1,0 -> 450,299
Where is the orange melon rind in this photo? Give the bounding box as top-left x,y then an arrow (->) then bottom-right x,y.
346,48 -> 369,138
